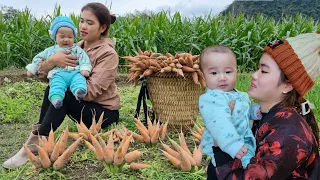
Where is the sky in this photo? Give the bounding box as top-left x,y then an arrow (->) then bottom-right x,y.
0,0 -> 234,17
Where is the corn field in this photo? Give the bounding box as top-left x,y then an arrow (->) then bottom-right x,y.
0,6 -> 319,72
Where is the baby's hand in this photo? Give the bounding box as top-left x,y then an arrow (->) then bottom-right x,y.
256,108 -> 262,119
81,70 -> 90,77
235,144 -> 248,159
26,71 -> 33,77
229,100 -> 235,113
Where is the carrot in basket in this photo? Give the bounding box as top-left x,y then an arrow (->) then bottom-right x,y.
192,71 -> 199,84
160,149 -> 181,168
36,145 -> 51,168
124,150 -> 141,164
186,56 -> 194,68
160,66 -> 172,73
181,66 -> 196,72
53,137 -> 83,170
130,162 -> 151,170
143,69 -> 153,76
23,144 -> 42,169
197,70 -> 206,87
193,64 -> 199,69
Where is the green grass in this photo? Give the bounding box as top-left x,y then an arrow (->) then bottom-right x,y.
0,74 -> 319,179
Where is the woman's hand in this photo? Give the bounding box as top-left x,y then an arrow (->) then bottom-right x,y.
50,51 -> 78,68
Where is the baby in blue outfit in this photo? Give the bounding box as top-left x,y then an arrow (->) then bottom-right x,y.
199,45 -> 261,168
26,16 -> 92,109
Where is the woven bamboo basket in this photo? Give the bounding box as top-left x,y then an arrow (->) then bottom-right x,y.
146,72 -> 204,130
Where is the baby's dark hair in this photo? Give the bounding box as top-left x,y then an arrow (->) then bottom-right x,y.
199,45 -> 236,70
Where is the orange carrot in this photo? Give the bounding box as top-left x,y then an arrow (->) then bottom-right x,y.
89,111 -> 98,135
160,121 -> 169,141
96,134 -> 108,161
68,133 -> 81,140
161,142 -> 180,159
197,70 -> 206,87
39,136 -> 48,155
105,132 -> 114,164
79,132 -> 89,140
166,52 -> 174,58
178,146 -> 192,172
160,66 -> 172,73
83,140 -> 95,152
151,126 -> 161,144
169,138 -> 196,166
113,145 -> 124,166
101,129 -> 113,137
136,124 -> 151,143
89,134 -> 104,161
130,131 -> 145,143
59,127 -> 69,154
53,137 -> 83,170
186,56 -> 194,68
130,163 -> 151,170
146,116 -> 155,137
23,144 -> 42,169
36,145 -> 51,168
121,134 -> 133,156
96,112 -> 105,132
193,123 -> 203,135
124,150 -> 141,164
134,118 -> 148,132
47,125 -> 55,155
193,64 -> 199,69
192,144 -> 202,167
50,139 -> 60,162
137,48 -> 143,55
179,129 -> 193,156
143,69 -> 153,76
160,149 -> 181,168
181,66 -> 195,72
192,71 -> 199,84
191,130 -> 202,141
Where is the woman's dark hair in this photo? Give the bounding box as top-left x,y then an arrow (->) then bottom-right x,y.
81,3 -> 116,36
278,71 -> 319,143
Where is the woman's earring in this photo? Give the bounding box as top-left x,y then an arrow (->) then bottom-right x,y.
282,92 -> 287,94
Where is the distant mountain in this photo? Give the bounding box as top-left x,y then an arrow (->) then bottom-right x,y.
221,0 -> 320,21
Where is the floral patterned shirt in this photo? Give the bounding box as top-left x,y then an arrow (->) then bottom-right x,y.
213,105 -> 320,180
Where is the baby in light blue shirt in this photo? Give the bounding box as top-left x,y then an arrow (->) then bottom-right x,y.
26,16 -> 92,109
199,45 -> 261,168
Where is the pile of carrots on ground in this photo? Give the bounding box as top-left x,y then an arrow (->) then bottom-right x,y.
160,129 -> 203,172
129,117 -> 168,145
123,48 -> 206,87
24,126 -> 82,170
24,112 -> 205,173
